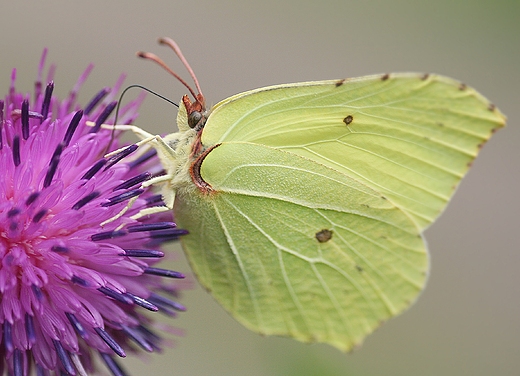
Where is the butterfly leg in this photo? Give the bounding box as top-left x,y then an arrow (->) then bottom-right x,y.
84,122 -> 176,221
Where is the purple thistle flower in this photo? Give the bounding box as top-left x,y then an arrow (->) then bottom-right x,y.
0,50 -> 188,375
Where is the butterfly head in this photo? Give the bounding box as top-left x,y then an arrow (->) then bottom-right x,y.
182,93 -> 207,131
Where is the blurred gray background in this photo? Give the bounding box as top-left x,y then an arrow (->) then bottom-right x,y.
1,1 -> 518,375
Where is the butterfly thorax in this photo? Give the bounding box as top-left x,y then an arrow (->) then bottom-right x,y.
157,100 -> 211,203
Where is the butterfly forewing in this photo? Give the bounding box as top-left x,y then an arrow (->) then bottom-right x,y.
202,74 -> 505,230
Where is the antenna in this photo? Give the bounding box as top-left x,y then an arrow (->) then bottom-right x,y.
113,84 -> 178,126
104,85 -> 178,155
137,38 -> 205,109
158,37 -> 204,98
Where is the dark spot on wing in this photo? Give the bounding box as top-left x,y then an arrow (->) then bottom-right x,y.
488,103 -> 496,111
335,79 -> 346,87
459,83 -> 467,91
355,265 -> 363,272
343,115 -> 353,125
315,229 -> 333,243
420,73 -> 430,80
381,74 -> 390,81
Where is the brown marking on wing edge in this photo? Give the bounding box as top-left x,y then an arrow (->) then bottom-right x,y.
381,73 -> 390,81
335,79 -> 346,87
190,144 -> 222,194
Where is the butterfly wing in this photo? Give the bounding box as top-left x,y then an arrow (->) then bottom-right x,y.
175,142 -> 427,351
201,74 -> 505,230
173,73 -> 504,351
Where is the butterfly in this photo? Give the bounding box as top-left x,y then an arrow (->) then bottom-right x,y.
129,38 -> 505,351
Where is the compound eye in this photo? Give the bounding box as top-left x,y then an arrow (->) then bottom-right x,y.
188,111 -> 202,129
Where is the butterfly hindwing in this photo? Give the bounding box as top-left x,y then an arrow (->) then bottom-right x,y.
175,142 -> 427,351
